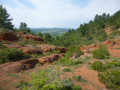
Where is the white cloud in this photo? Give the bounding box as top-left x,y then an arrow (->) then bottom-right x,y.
4,0 -> 120,28
13,0 -> 25,7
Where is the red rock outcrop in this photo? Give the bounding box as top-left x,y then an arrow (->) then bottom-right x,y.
21,44 -> 66,54
22,47 -> 42,54
16,32 -> 44,42
0,53 -> 64,75
0,32 -> 18,41
38,53 -> 64,64
0,59 -> 39,75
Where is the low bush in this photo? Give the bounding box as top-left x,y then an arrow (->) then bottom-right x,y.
92,60 -> 120,72
105,61 -> 120,69
111,40 -> 116,45
91,45 -> 110,59
91,61 -> 105,72
54,58 -> 83,66
0,48 -> 24,64
63,68 -> 71,72
45,50 -> 60,56
19,40 -> 40,47
0,41 -> 6,49
31,54 -> 44,59
29,67 -> 74,90
15,80 -> 28,90
109,30 -> 120,38
19,40 -> 30,46
98,69 -> 120,89
72,85 -> 82,90
65,46 -> 83,58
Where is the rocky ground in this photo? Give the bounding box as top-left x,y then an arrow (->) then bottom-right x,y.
0,31 -> 120,90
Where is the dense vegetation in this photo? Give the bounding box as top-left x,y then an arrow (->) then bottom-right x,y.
91,45 -> 110,59
98,69 -> 120,89
20,67 -> 81,90
54,46 -> 83,66
50,11 -> 120,47
0,48 -> 25,64
91,61 -> 105,72
91,60 -> 120,89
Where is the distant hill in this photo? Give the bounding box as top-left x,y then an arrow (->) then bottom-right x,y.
31,28 -> 70,36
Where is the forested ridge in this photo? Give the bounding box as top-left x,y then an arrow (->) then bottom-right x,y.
51,10 -> 120,47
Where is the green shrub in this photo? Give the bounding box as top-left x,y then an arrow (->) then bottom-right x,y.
91,61 -> 105,72
7,73 -> 19,78
19,40 -> 39,47
109,30 -> 120,38
111,40 -> 116,45
19,40 -> 29,46
54,57 -> 83,66
63,68 -> 71,72
0,48 -> 24,64
85,56 -> 91,59
31,54 -> 44,58
24,53 -> 31,59
72,85 -> 82,90
45,50 -> 60,56
98,69 -> 120,89
29,67 -> 73,90
15,80 -> 28,89
105,61 -> 120,69
91,45 -> 110,59
65,46 -> 83,58
0,41 -> 6,49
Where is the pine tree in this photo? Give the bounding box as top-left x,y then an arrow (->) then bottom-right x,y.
44,33 -> 52,42
19,22 -> 31,33
0,5 -> 13,29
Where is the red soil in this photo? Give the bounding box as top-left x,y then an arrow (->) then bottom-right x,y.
16,32 -> 44,42
80,39 -> 120,58
62,65 -> 108,90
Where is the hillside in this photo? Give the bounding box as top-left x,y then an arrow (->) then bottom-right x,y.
51,10 -> 120,47
0,30 -> 120,90
0,4 -> 120,90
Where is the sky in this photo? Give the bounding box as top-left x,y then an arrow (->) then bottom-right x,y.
0,0 -> 120,28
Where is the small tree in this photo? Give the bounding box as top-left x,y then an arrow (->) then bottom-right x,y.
38,32 -> 43,37
19,22 -> 31,33
44,33 -> 52,42
0,5 -> 13,29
